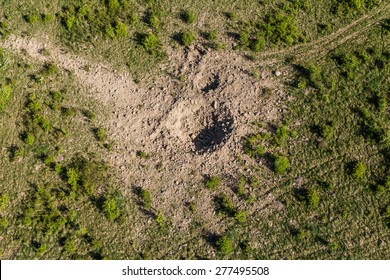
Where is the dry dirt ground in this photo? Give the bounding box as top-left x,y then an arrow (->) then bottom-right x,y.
1,34 -> 286,229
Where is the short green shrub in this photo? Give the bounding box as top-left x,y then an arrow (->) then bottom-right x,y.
0,85 -> 11,111
50,91 -> 63,102
216,235 -> 234,255
216,195 -> 236,215
249,36 -> 265,52
142,189 -> 152,210
41,63 -> 59,76
178,31 -> 196,46
181,10 -> 196,24
102,196 -> 121,221
234,210 -> 247,223
9,145 -> 24,161
64,238 -> 77,254
328,242 -> 339,251
66,167 -> 80,190
155,212 -> 164,228
320,124 -> 334,141
305,189 -> 319,207
243,134 -> 268,158
23,132 -> 35,145
42,14 -> 54,23
61,107 -> 77,117
114,21 -> 128,38
0,194 -> 9,210
136,150 -> 149,159
95,127 -> 107,142
351,161 -> 367,180
296,188 -> 319,207
205,176 -> 221,189
205,31 -> 218,41
0,217 -> 8,229
273,155 -> 290,174
139,33 -> 161,55
35,243 -> 47,255
25,14 -> 39,23
83,110 -> 95,120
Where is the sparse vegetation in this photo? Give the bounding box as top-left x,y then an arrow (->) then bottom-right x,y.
0,0 -> 389,261
205,176 -> 221,190
216,235 -> 234,255
273,155 -> 290,174
177,31 -> 196,46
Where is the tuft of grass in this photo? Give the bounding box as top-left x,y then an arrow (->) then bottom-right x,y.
22,132 -> 35,145
177,31 -> 196,46
141,189 -> 152,211
102,195 -> 121,222
216,235 -> 234,255
0,84 -> 11,112
0,194 -> 9,210
205,176 -> 221,190
94,127 -> 107,142
273,155 -> 290,174
350,161 -> 367,180
180,10 -> 196,24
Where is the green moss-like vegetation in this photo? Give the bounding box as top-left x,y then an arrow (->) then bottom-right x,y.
205,176 -> 221,190
216,235 -> 234,255
273,155 -> 290,174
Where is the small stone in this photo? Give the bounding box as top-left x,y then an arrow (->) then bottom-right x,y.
274,70 -> 282,77
212,101 -> 218,109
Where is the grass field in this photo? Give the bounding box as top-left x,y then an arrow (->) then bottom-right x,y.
0,0 -> 389,259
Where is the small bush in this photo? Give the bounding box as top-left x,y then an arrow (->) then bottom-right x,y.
225,12 -> 237,21
42,14 -> 54,23
50,91 -> 63,102
102,196 -> 121,221
249,36 -> 265,52
61,107 -> 77,117
205,176 -> 221,190
181,10 -> 196,24
178,31 -> 196,46
64,238 -> 77,254
83,110 -> 95,120
296,188 -> 319,207
9,145 -> 24,161
139,33 -> 161,55
0,85 -> 11,111
136,150 -> 149,159
273,155 -> 290,174
114,21 -> 128,38
273,125 -> 290,147
234,210 -> 247,223
142,189 -> 152,210
155,212 -> 164,228
351,161 -> 367,180
243,134 -> 268,158
0,194 -> 9,210
205,31 -> 218,41
95,127 -> 107,142
35,244 -> 47,255
328,242 -> 339,251
0,217 -> 8,229
23,132 -> 35,145
41,63 -> 59,76
66,167 -> 80,190
216,235 -> 234,255
320,124 -> 334,141
305,189 -> 319,207
216,195 -> 236,215
25,14 -> 39,23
